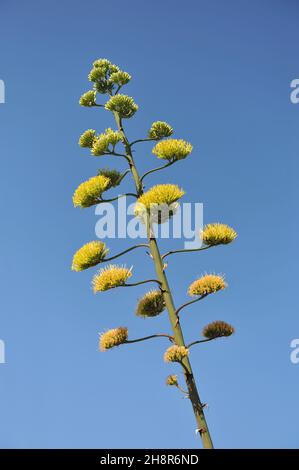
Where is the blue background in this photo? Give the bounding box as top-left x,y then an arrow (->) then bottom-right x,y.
0,0 -> 298,448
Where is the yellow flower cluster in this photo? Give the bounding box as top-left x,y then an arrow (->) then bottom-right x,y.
166,374 -> 178,386
99,327 -> 128,351
88,59 -> 120,94
73,175 -> 110,208
105,94 -> 138,119
110,71 -> 131,86
87,59 -> 131,94
91,128 -> 122,156
135,184 -> 184,223
136,290 -> 165,318
148,121 -> 173,140
164,345 -> 189,363
91,138 -> 108,156
92,58 -> 119,73
79,90 -> 96,107
88,66 -> 106,82
201,223 -> 237,246
135,184 -> 184,213
188,274 -> 227,297
202,321 -> 235,339
72,241 -> 109,271
78,129 -> 97,148
152,139 -> 192,161
92,265 -> 132,293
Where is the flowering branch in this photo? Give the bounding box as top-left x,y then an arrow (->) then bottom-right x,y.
130,138 -> 156,146
117,169 -> 131,184
177,385 -> 189,395
187,338 -> 215,348
98,192 -> 138,203
140,160 -> 176,183
103,244 -> 149,263
162,245 -> 212,260
114,85 -> 122,95
124,333 -> 174,345
166,375 -> 189,395
175,295 -> 207,319
187,322 -> 235,348
122,279 -> 163,288
103,151 -> 130,161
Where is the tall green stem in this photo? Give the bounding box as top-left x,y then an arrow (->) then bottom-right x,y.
112,111 -> 214,449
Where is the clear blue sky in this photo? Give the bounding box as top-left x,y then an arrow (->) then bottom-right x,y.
0,0 -> 298,449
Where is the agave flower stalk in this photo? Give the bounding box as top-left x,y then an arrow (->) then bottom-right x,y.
106,105 -> 213,448
74,59 -> 237,448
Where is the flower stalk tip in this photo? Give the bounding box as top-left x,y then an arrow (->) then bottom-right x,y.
88,59 -> 123,94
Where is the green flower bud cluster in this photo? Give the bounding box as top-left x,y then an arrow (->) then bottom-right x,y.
105,94 -> 138,119
148,121 -> 173,140
97,168 -> 122,189
79,90 -> 97,107
110,71 -> 131,86
88,59 -> 131,95
78,129 -> 97,148
88,128 -> 122,156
